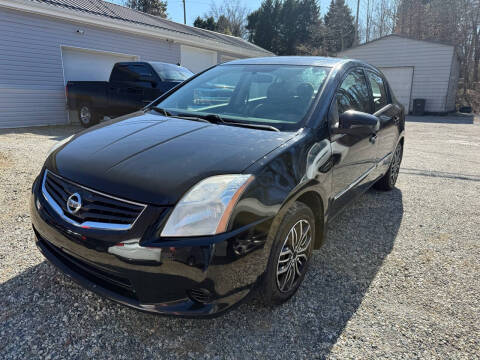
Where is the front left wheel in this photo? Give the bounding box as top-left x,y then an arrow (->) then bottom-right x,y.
261,202 -> 315,306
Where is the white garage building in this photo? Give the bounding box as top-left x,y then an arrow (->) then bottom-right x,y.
339,34 -> 460,114
0,0 -> 271,128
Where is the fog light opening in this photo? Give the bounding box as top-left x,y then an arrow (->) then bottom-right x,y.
187,288 -> 212,304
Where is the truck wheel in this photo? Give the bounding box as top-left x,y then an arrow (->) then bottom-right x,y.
261,202 -> 315,306
78,103 -> 100,128
374,142 -> 403,191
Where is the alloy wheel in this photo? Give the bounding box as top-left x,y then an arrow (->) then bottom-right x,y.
390,144 -> 402,185
276,219 -> 312,293
80,106 -> 91,125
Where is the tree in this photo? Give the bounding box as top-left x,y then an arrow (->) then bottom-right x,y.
193,16 -> 217,31
247,0 -> 324,55
394,0 -> 480,109
193,15 -> 234,36
246,0 -> 283,53
216,15 -> 232,35
194,0 -> 248,37
209,0 -> 249,37
324,0 -> 356,53
125,0 -> 167,18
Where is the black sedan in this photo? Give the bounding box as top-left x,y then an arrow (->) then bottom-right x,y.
30,56 -> 404,317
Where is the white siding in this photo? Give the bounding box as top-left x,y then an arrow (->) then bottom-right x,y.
446,52 -> 460,112
217,51 -> 243,64
339,35 -> 456,113
0,7 -> 180,128
180,45 -> 217,73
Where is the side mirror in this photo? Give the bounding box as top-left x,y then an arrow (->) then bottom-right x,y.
332,110 -> 380,135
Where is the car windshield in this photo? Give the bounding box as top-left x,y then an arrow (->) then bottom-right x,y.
154,64 -> 330,131
150,62 -> 193,82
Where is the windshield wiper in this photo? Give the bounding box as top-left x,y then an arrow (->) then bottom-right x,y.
199,114 -> 280,132
149,110 -> 279,131
223,121 -> 280,132
148,107 -> 211,124
149,106 -> 172,117
171,113 -> 212,124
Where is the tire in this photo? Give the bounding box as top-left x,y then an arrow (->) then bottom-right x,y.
374,142 -> 403,191
78,102 -> 100,128
261,202 -> 315,306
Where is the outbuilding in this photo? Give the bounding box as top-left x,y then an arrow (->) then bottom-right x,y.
0,0 -> 271,128
339,34 -> 460,114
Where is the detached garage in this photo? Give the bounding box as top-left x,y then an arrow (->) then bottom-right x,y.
339,34 -> 460,114
0,0 -> 271,128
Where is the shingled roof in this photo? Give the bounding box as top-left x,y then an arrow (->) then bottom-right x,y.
27,0 -> 271,55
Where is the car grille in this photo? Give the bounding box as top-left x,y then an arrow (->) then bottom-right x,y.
42,170 -> 145,230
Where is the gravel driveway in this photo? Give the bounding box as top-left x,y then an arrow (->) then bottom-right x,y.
1,115 -> 479,359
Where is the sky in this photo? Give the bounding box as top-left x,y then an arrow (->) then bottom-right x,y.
108,0 -> 362,27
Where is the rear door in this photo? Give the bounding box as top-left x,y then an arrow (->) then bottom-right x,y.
365,70 -> 401,165
330,68 -> 378,215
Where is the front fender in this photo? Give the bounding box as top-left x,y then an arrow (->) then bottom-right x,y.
231,129 -> 332,253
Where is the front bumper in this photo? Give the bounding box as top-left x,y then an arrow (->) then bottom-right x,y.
30,176 -> 272,317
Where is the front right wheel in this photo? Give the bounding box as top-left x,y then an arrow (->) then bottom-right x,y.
261,202 -> 315,306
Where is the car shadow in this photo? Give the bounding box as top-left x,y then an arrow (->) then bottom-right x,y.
0,188 -> 403,358
406,114 -> 474,124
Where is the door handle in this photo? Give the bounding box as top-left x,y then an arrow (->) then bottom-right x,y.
369,134 -> 377,144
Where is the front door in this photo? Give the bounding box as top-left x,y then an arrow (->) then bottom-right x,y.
330,68 -> 378,215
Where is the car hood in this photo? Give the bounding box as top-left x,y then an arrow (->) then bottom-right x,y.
48,112 -> 295,205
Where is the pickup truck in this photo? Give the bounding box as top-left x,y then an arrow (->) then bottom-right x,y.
66,61 -> 193,127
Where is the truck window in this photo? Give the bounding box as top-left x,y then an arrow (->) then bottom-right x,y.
110,64 -> 153,82
150,63 -> 193,82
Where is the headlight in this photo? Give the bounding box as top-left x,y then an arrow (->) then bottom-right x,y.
161,174 -> 254,237
46,135 -> 74,157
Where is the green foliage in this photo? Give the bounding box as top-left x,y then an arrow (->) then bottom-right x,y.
246,0 -> 282,53
247,0 -> 328,55
194,0 -> 248,37
193,15 -> 234,35
125,0 -> 167,18
247,0 -> 352,55
324,0 -> 355,53
193,16 -> 217,31
217,15 -> 232,35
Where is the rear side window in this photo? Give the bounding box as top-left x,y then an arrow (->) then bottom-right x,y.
367,71 -> 388,112
129,65 -> 154,79
150,63 -> 193,81
110,64 -> 153,82
110,65 -> 131,82
336,69 -> 371,114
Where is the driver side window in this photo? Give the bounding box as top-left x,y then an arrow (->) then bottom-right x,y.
337,69 -> 371,114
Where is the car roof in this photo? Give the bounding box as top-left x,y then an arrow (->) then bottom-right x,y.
222,56 -> 351,67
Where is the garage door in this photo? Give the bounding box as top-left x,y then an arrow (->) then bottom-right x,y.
61,47 -> 138,83
180,45 -> 217,73
379,67 -> 413,112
